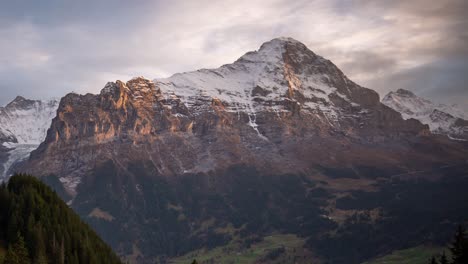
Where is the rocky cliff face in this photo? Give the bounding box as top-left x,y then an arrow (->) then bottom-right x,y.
26,38 -> 431,194
382,89 -> 468,140
0,96 -> 59,179
20,38 -> 468,263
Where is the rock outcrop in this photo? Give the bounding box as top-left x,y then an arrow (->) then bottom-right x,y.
24,38 -> 435,194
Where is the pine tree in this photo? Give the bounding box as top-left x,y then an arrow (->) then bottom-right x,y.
60,238 -> 65,264
450,225 -> 468,264
32,225 -> 47,264
6,213 -> 19,243
4,246 -> 19,264
34,252 -> 48,264
70,251 -> 80,264
4,232 -> 31,264
0,174 -> 122,264
439,251 -> 448,264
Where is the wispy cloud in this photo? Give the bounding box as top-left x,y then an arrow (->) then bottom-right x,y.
0,0 -> 466,109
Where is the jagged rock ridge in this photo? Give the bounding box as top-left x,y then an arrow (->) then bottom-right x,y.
382,88 -> 468,140
156,37 -> 382,122
25,38 -> 429,193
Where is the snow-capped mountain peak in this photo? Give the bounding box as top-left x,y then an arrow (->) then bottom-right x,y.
236,37 -> 307,64
6,96 -> 30,107
0,97 -> 59,178
155,37 -> 378,128
382,89 -> 468,140
0,97 -> 59,145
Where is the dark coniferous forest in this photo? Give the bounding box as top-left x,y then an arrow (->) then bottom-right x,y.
429,225 -> 468,264
0,174 -> 122,264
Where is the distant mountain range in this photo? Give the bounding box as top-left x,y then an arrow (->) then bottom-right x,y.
0,96 -> 58,178
1,38 -> 467,263
382,88 -> 468,140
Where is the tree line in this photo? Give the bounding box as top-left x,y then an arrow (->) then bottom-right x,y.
0,174 -> 122,264
430,225 -> 468,264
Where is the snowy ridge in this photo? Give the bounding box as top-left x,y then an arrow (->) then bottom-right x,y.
382,89 -> 468,140
0,96 -> 59,178
154,38 -> 352,127
0,97 -> 59,144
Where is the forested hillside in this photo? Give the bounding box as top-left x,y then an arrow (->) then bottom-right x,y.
0,174 -> 122,264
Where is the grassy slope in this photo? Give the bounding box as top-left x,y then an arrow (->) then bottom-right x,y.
362,246 -> 446,264
171,234 -> 309,264
172,238 -> 450,264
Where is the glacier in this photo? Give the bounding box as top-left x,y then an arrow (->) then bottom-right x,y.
0,96 -> 59,179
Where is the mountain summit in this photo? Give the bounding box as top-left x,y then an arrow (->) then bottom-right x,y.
156,37 -> 382,123
16,38 -> 468,263
24,37 -> 430,193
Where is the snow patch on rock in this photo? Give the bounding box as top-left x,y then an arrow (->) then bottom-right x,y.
154,37 -> 349,132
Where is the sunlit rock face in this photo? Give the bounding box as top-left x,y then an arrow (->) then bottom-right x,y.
19,38 -> 468,263
24,38 -> 433,194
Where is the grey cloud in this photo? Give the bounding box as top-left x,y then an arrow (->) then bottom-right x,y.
364,57 -> 468,110
0,0 -> 158,28
329,50 -> 399,78
312,0 -> 468,109
0,0 -> 466,110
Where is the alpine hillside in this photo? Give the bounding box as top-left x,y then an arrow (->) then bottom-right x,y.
17,38 -> 468,263
0,174 -> 122,263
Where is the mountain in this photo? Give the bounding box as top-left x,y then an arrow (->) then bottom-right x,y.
0,96 -> 59,179
18,38 -> 468,263
24,37 -> 430,194
0,174 -> 122,263
382,89 -> 468,140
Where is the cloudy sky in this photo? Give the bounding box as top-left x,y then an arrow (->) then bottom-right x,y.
1,0 -> 467,109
